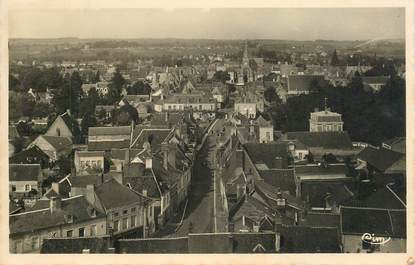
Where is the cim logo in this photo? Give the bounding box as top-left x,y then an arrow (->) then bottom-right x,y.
361,233 -> 391,245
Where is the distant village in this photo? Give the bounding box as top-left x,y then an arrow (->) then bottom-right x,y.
8,39 -> 406,253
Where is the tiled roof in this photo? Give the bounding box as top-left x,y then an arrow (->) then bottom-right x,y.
357,146 -> 404,172
10,196 -> 105,235
285,131 -> 353,149
69,174 -> 106,188
277,225 -> 341,253
130,128 -> 172,152
9,146 -> 49,166
340,207 -> 406,238
254,181 -> 305,210
41,135 -> 72,151
9,164 -> 42,182
361,185 -> 406,209
95,178 -> 149,210
294,164 -> 349,177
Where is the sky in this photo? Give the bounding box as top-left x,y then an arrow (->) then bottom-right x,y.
8,8 -> 405,40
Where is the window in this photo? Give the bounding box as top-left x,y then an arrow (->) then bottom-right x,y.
31,237 -> 39,250
131,207 -> 136,213
11,185 -> 16,192
25,184 -> 31,191
113,212 -> 119,218
123,209 -> 128,215
90,225 -> 97,236
122,218 -> 128,230
299,153 -> 303,160
97,160 -> 102,168
66,230 -> 73,237
86,160 -> 90,166
80,161 -> 85,169
56,128 -> 61,137
131,216 -> 136,227
79,227 -> 85,237
113,220 -> 119,232
92,161 -> 97,167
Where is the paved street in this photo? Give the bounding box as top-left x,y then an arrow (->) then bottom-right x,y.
153,119 -> 226,237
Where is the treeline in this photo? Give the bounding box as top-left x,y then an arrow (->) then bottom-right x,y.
267,73 -> 405,145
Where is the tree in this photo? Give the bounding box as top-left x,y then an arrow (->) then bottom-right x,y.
212,71 -> 230,84
33,102 -> 50,118
331,49 -> 339,66
80,113 -> 97,142
9,74 -> 21,91
113,104 -> 138,126
20,95 -> 36,117
106,70 -> 126,104
264,86 -> 278,103
127,81 -> 151,95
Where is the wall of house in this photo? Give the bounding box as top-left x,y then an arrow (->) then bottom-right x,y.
75,155 -> 105,174
9,217 -> 107,253
108,203 -> 147,236
45,117 -> 73,138
235,103 -> 257,118
259,127 -> 274,143
342,235 -> 406,253
10,180 -> 39,194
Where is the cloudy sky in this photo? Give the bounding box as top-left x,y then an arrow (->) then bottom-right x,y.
9,8 -> 405,40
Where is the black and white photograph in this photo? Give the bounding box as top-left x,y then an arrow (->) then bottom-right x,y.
2,1 -> 414,262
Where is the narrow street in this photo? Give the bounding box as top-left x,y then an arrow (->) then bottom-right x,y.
154,118 -> 226,237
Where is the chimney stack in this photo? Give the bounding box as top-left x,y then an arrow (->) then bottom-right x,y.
51,182 -> 60,194
145,157 -> 152,169
50,196 -> 61,213
161,143 -> 169,170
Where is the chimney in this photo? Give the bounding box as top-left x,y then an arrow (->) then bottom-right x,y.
66,109 -> 71,116
50,196 -> 61,213
165,111 -> 169,122
142,189 -> 148,197
161,143 -> 169,170
276,189 -> 286,208
145,157 -> 152,169
274,157 -> 283,169
85,184 -> 96,206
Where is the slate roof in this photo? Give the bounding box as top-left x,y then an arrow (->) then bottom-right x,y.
88,140 -> 130,151
277,225 -> 341,253
9,146 -> 50,167
357,146 -> 404,172
301,181 -> 354,208
299,212 -> 341,230
340,207 -> 406,238
243,143 -> 289,169
229,195 -> 277,223
285,131 -> 353,149
117,237 -> 188,253
382,137 -> 405,154
9,125 -> 21,140
361,185 -> 406,209
59,111 -> 74,132
287,75 -> 325,92
41,135 -> 72,151
10,195 -> 105,236
9,164 -> 42,182
361,76 -> 389,84
255,115 -> 272,127
130,128 -> 173,152
254,181 -> 305,210
95,178 -> 150,210
88,126 -> 131,136
294,164 -> 349,178
150,112 -> 183,126
69,174 -> 106,188
259,169 -> 296,195
41,236 -> 113,254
